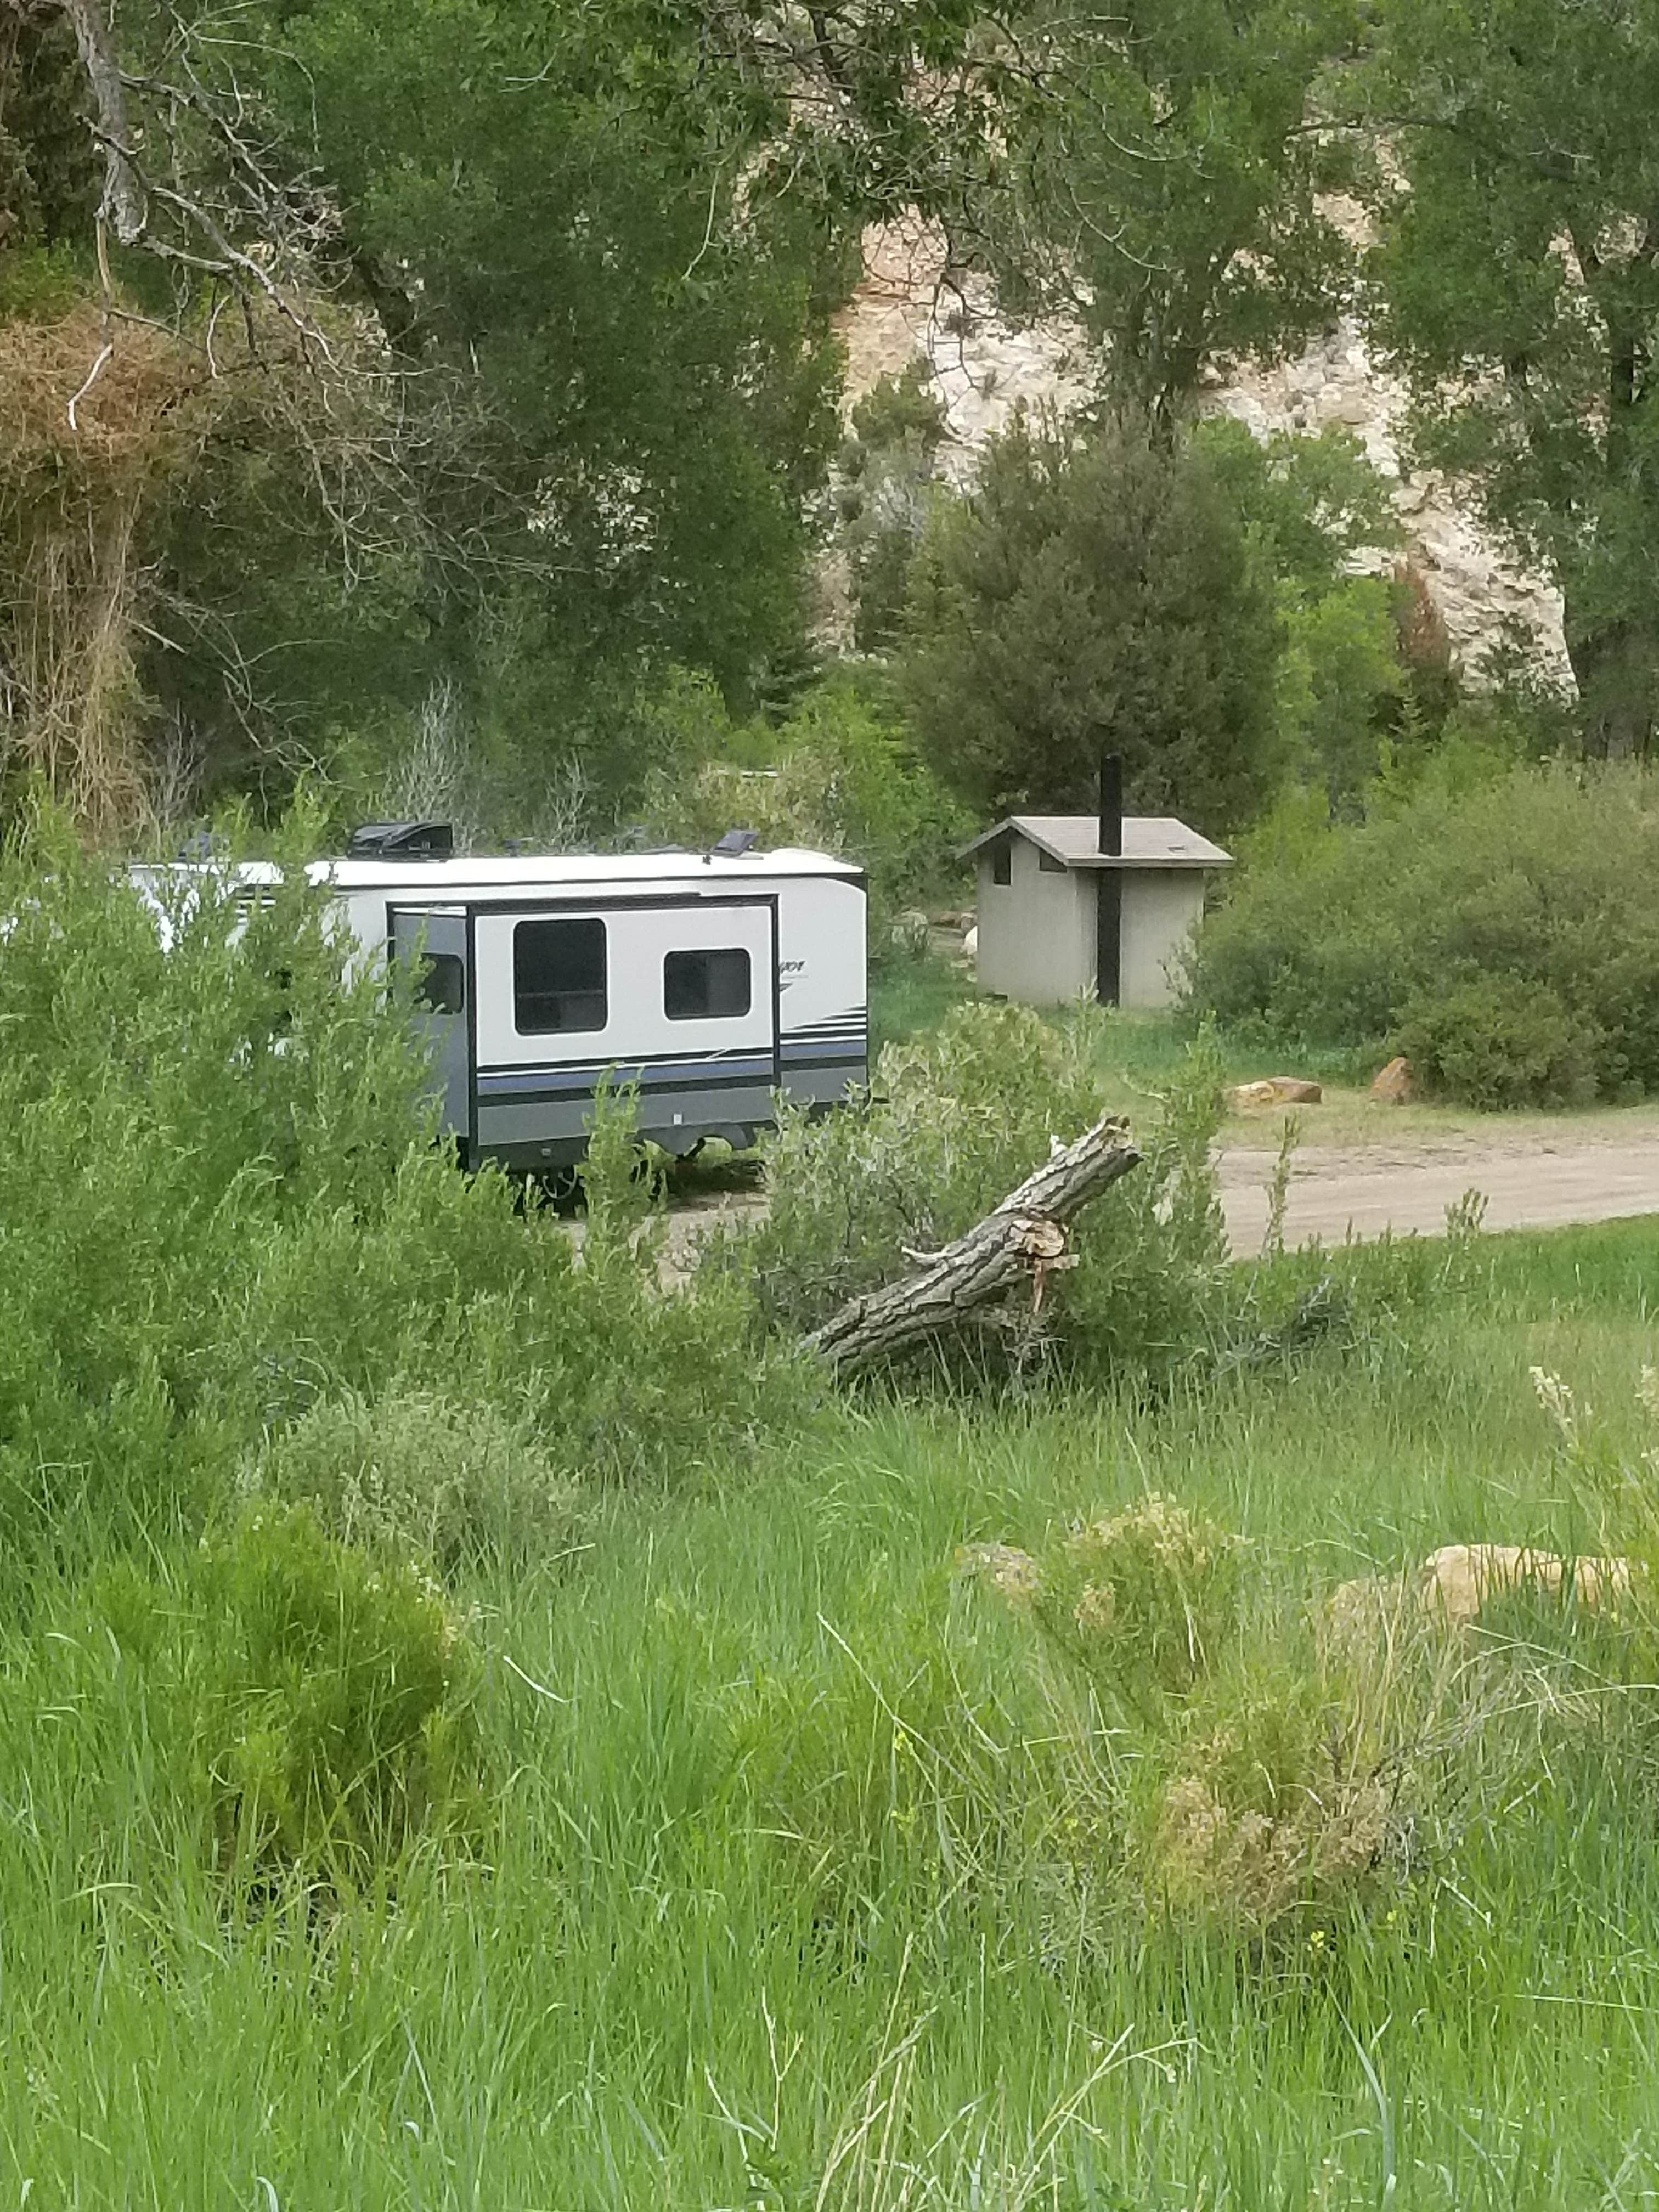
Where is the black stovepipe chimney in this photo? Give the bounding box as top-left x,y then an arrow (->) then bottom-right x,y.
1098,751 -> 1123,857
1095,750 -> 1123,1006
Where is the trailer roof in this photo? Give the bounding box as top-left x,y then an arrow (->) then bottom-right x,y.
138,846 -> 862,897
318,845 -> 861,891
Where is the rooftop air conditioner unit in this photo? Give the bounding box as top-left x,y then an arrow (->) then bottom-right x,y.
346,820 -> 454,859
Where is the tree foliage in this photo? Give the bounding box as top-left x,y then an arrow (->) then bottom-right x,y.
0,0 -> 868,823
986,0 -> 1359,420
1367,0 -> 1659,755
901,411 -> 1282,833
1198,419 -> 1406,809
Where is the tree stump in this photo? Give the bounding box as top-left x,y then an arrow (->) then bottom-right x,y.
804,1114 -> 1142,1379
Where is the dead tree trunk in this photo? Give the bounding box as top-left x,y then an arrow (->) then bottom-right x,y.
804,1115 -> 1142,1379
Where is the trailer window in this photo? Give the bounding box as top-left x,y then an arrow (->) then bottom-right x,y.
416,952 -> 466,1017
664,946 -> 752,1021
991,842 -> 1012,885
515,918 -> 607,1034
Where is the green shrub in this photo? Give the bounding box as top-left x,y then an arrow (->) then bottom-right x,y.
0,799 -> 435,1547
1188,761 -> 1659,1105
0,804 -> 808,1560
77,1506 -> 482,1887
1395,974 -> 1599,1110
641,668 -> 970,932
246,1388 -> 577,1573
1035,1494 -> 1244,1712
1143,1661 -> 1390,1936
1000,1502 -> 1401,1937
730,1000 -> 1101,1340
195,1506 -> 479,1880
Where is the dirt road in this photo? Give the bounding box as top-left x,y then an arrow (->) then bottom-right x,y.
653,1126 -> 1659,1277
1220,1130 -> 1659,1253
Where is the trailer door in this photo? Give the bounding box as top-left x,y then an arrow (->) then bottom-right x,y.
387,905 -> 472,1150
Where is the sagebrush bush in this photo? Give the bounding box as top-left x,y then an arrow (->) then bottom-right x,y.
1146,1672 -> 1390,1934
1012,1501 -> 1400,1936
246,1387 -> 578,1573
1036,1495 -> 1243,1711
1188,763 -> 1659,1104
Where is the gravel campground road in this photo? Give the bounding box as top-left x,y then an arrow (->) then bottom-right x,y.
655,1127 -> 1659,1277
1220,1129 -> 1659,1254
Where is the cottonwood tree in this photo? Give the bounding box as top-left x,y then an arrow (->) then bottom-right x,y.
251,0 -> 850,704
981,0 -> 1359,424
0,0 -> 865,819
1367,0 -> 1659,755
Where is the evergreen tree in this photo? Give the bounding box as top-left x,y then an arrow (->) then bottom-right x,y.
901,413 -> 1282,833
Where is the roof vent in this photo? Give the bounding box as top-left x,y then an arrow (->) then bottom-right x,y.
712,827 -> 759,857
347,820 -> 454,860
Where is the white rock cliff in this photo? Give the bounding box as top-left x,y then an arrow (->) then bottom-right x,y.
838,219 -> 1572,690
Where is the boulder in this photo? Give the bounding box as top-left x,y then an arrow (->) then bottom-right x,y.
1370,1055 -> 1414,1104
1226,1076 -> 1323,1111
962,924 -> 978,960
1420,1543 -> 1634,1627
1323,1543 -> 1636,1648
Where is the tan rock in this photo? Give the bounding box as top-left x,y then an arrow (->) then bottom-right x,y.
1227,1076 -> 1323,1110
1370,1056 -> 1414,1104
1322,1543 -> 1637,1648
1419,1543 -> 1634,1626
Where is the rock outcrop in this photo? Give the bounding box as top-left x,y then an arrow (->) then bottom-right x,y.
836,217 -> 1572,690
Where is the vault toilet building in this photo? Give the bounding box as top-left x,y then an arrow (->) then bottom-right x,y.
960,759 -> 1231,1011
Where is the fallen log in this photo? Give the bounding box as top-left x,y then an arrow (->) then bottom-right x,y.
804,1114 -> 1142,1379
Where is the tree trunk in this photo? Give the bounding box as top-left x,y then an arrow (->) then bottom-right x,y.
1566,616 -> 1657,760
804,1115 -> 1142,1379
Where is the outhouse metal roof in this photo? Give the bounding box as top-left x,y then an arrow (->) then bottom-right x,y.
958,815 -> 1232,871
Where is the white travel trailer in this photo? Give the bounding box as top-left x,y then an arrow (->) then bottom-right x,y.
140,825 -> 869,1170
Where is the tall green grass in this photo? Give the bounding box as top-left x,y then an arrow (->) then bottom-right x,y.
3,1221 -> 1659,2207
7,815 -> 1659,2205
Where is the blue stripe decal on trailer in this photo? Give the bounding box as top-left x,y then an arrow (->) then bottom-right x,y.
477,1057 -> 776,1096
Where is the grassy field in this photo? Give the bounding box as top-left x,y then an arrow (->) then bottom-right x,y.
5,1216 -> 1659,2208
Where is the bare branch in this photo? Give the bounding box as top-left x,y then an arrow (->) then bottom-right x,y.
61,0 -> 148,242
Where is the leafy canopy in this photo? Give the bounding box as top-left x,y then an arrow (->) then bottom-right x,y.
990,0 -> 1360,419
1367,0 -> 1659,754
